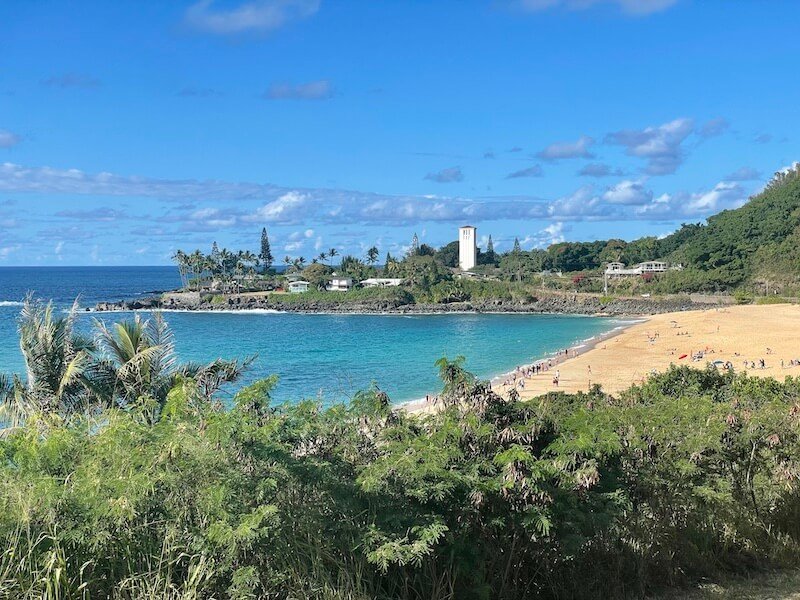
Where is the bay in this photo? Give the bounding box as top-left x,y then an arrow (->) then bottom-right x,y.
0,267 -> 620,404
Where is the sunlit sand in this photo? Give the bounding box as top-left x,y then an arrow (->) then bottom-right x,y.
499,304 -> 800,399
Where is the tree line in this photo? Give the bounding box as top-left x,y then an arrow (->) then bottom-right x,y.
172,165 -> 800,297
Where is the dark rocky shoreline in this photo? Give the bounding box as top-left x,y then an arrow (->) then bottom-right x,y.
95,292 -> 710,317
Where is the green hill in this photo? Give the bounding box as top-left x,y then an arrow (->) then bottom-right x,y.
543,164 -> 800,293
659,164 -> 800,292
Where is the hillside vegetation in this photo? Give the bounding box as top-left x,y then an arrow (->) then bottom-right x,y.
660,165 -> 800,291
543,165 -> 800,294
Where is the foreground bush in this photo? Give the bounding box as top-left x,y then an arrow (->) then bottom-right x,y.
1,360 -> 800,599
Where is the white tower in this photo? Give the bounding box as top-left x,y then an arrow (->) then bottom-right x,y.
458,225 -> 477,271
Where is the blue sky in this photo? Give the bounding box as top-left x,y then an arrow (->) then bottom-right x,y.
0,0 -> 798,266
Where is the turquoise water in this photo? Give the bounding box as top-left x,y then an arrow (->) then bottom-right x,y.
0,267 -> 620,404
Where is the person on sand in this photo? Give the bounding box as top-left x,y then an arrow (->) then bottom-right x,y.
587,365 -> 592,375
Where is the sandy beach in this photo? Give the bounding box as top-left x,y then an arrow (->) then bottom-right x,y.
496,304 -> 800,399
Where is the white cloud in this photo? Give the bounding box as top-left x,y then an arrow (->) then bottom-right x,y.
536,135 -> 594,161
548,186 -> 606,219
0,244 -> 21,259
685,181 -> 745,214
189,207 -> 236,227
602,179 -> 653,205
519,222 -> 567,249
0,162 -> 284,199
247,191 -> 311,222
636,181 -> 747,218
0,161 -> 754,232
537,222 -> 566,247
184,0 -> 319,35
605,117 -> 694,175
283,240 -> 304,252
0,130 -> 22,149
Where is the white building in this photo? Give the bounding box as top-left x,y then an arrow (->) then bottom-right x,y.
458,225 -> 477,271
638,261 -> 669,273
361,278 -> 404,288
326,274 -> 354,292
288,280 -> 310,293
605,262 -> 640,277
605,261 -> 674,278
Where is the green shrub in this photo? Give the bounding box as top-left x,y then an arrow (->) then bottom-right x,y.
756,295 -> 793,305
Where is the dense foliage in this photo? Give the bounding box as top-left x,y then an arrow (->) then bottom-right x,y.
510,165 -> 800,293
2,307 -> 800,598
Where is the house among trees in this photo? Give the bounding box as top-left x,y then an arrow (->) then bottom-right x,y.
288,280 -> 310,293
605,261 -> 680,278
361,278 -> 404,288
326,274 -> 354,292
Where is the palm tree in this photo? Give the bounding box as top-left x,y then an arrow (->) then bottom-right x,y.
328,248 -> 339,267
189,250 -> 205,290
171,250 -> 189,289
318,252 -> 327,265
94,313 -> 249,421
0,297 -> 97,423
434,355 -> 476,409
239,250 -> 258,288
0,299 -> 250,425
366,246 -> 379,265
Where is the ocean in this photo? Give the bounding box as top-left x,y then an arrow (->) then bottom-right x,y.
0,266 -> 622,404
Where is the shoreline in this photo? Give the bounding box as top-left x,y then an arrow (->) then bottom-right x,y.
500,304 -> 800,400
86,306 -> 623,319
397,316 -> 646,414
92,290 -> 715,318
400,304 -> 800,412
